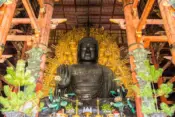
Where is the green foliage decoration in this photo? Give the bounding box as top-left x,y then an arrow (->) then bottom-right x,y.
65,103 -> 74,110
138,60 -> 163,83
130,48 -> 175,116
101,104 -> 113,113
130,48 -> 157,115
4,60 -> 35,87
157,83 -> 173,97
141,83 -> 153,97
65,103 -> 75,114
0,84 -> 43,116
0,60 -> 43,116
160,103 -> 175,116
141,100 -> 157,115
132,84 -> 153,97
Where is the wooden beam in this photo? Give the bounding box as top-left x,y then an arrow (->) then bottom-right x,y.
0,0 -> 18,57
150,45 -> 159,68
142,36 -> 168,42
143,36 -> 167,48
51,18 -> 67,24
12,18 -> 31,24
162,61 -> 172,71
110,19 -> 163,29
0,55 -> 13,58
143,40 -> 150,48
12,18 -> 67,25
133,0 -> 139,9
37,0 -> 45,12
7,35 -> 33,41
0,55 -> 13,63
168,76 -> 175,83
137,0 -> 155,31
146,19 -> 163,25
0,4 -> 6,25
136,0 -> 155,43
22,0 -> 40,33
110,19 -> 163,25
21,42 -> 28,59
159,0 -> 175,64
38,0 -> 44,8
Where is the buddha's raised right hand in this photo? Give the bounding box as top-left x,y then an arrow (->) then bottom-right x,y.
56,64 -> 71,88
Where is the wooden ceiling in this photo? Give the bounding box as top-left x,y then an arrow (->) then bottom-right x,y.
53,0 -> 124,31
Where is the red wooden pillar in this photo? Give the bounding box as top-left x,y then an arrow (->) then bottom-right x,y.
123,1 -> 144,117
0,0 -> 18,57
158,0 -> 175,64
39,0 -> 54,46
0,5 -> 6,24
158,0 -> 175,104
36,0 -> 54,91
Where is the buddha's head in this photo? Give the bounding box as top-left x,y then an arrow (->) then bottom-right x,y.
78,37 -> 98,64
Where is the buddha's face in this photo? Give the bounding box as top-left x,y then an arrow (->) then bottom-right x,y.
79,42 -> 97,62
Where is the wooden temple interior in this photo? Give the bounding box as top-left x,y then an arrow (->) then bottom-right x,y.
0,0 -> 175,117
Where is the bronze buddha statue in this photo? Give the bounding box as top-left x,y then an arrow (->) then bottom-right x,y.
56,37 -> 117,101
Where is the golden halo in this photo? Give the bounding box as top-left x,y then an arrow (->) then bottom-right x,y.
42,28 -> 134,98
